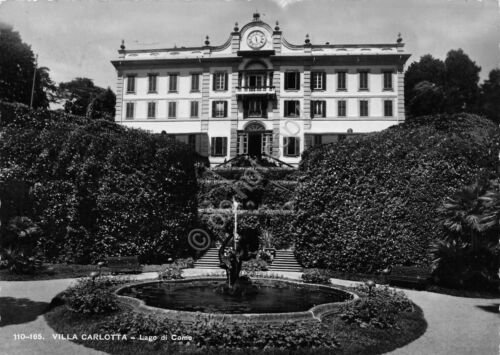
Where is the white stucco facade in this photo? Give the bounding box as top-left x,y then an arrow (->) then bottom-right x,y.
111,13 -> 411,167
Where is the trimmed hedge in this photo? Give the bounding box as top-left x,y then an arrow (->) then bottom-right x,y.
294,113 -> 500,273
99,312 -> 339,350
0,102 -> 198,264
201,167 -> 300,181
199,210 -> 294,249
198,180 -> 297,209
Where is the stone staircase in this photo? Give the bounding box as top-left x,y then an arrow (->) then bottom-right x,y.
267,250 -> 302,272
193,248 -> 302,272
193,248 -> 220,268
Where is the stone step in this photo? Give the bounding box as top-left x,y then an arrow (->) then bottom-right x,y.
194,249 -> 302,271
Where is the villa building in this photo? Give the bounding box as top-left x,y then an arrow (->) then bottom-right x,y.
111,13 -> 411,167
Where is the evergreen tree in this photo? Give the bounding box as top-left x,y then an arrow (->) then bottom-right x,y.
443,49 -> 481,113
479,68 -> 500,124
57,78 -> 115,120
405,50 -> 481,117
0,23 -> 55,108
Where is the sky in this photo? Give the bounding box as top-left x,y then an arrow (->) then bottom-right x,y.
0,0 -> 499,90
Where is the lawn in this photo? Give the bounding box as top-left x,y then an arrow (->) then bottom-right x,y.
0,263 -> 166,281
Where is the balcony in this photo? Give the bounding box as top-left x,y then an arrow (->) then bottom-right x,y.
236,85 -> 276,99
236,85 -> 276,96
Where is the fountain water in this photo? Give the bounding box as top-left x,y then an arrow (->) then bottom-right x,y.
115,199 -> 357,323
217,198 -> 259,296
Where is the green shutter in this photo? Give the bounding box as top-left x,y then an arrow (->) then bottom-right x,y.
295,137 -> 300,156
200,134 -> 209,157
210,137 -> 216,156
223,101 -> 228,117
222,137 -> 228,156
322,101 -> 326,117
323,72 -> 327,90
296,72 -> 300,90
224,73 -> 228,90
212,74 -> 217,91
212,101 -> 216,118
305,135 -> 312,149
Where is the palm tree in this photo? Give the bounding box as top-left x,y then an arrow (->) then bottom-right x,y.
479,181 -> 500,232
439,182 -> 487,252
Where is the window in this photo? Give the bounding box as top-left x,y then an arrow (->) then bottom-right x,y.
246,74 -> 265,89
147,102 -> 156,118
190,101 -> 199,118
211,137 -> 227,156
384,100 -> 393,117
188,134 -> 196,151
262,133 -> 273,155
168,74 -> 178,92
284,72 -> 300,90
283,136 -> 300,157
383,71 -> 393,90
244,99 -> 265,118
125,102 -> 134,119
311,100 -> 326,118
359,71 -> 369,90
337,71 -> 346,90
284,100 -> 300,117
311,72 -> 326,91
359,100 -> 369,116
213,72 -> 228,91
212,100 -> 228,118
126,75 -> 136,93
191,73 -> 200,92
337,100 -> 347,117
168,102 -> 177,118
237,134 -> 248,155
148,74 -> 157,93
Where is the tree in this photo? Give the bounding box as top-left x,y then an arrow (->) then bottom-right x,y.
443,49 -> 481,113
57,78 -> 115,120
433,180 -> 500,289
0,23 -> 55,109
404,50 -> 481,117
405,54 -> 446,93
407,81 -> 445,117
404,55 -> 446,117
439,182 -> 486,253
479,68 -> 500,124
479,180 -> 500,232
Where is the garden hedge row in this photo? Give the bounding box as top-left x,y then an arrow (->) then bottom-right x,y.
198,180 -> 297,209
199,210 -> 294,249
0,102 -> 198,264
201,167 -> 300,181
293,113 -> 500,273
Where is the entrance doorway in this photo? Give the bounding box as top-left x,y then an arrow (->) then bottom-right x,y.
248,133 -> 262,158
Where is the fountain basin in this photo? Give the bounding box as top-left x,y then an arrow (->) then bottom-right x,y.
115,278 -> 358,323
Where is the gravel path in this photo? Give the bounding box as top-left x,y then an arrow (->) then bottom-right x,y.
0,271 -> 498,355
386,289 -> 499,355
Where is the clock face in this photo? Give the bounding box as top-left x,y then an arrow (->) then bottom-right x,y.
247,31 -> 266,49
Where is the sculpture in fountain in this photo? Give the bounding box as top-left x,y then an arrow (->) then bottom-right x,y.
217,199 -> 259,296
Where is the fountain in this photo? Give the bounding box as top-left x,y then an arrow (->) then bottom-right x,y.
216,198 -> 259,296
115,198 -> 358,323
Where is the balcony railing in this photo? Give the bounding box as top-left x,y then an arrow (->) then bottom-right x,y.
236,85 -> 276,96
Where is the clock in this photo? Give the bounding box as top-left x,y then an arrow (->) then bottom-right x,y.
247,30 -> 266,49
